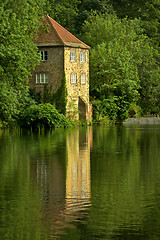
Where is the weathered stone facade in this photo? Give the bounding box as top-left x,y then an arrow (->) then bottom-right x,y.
29,15 -> 91,122
30,46 -> 64,93
64,47 -> 90,121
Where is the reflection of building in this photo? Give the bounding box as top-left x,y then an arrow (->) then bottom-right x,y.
30,152 -> 66,219
66,128 -> 91,212
31,153 -> 66,236
31,128 -> 92,236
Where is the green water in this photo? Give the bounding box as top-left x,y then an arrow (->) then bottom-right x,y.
0,124 -> 160,240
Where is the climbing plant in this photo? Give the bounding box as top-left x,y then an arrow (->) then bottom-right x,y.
53,72 -> 68,115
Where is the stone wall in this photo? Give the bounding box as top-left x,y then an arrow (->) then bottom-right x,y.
29,46 -> 64,93
29,45 -> 91,122
64,47 -> 90,121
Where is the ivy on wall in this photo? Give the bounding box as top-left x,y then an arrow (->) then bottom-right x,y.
53,72 -> 68,115
29,72 -> 68,115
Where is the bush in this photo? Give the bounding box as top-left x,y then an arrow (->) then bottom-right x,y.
0,83 -> 34,127
19,103 -> 72,129
92,99 -> 118,123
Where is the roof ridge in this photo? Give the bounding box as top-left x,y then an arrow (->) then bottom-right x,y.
35,15 -> 90,48
46,15 -> 89,48
46,15 -> 64,45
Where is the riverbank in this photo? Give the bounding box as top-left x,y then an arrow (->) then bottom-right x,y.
124,116 -> 160,125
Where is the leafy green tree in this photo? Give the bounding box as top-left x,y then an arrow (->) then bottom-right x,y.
46,0 -> 80,34
0,83 -> 35,127
0,0 -> 45,87
0,0 -> 46,126
82,13 -> 160,120
75,0 -> 113,34
111,0 -> 160,43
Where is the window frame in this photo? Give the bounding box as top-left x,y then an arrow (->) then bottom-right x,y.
80,52 -> 86,62
70,73 -> 77,84
40,50 -> 48,61
81,73 -> 86,84
36,73 -> 49,84
70,51 -> 76,62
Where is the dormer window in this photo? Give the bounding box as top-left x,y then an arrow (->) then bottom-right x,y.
70,51 -> 76,62
40,51 -> 48,61
80,52 -> 85,62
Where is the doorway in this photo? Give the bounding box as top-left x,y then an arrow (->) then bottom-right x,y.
78,97 -> 86,120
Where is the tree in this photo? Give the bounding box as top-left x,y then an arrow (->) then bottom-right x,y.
110,0 -> 160,44
45,0 -> 80,34
0,0 -> 45,126
75,0 -> 113,34
0,0 -> 45,87
0,83 -> 35,126
82,13 -> 160,120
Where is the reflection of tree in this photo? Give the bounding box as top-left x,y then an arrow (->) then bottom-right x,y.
0,130 -> 48,240
0,129 -> 71,240
88,125 -> 160,240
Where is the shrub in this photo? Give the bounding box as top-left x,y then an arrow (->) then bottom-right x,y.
19,103 -> 72,129
0,83 -> 34,127
92,99 -> 118,123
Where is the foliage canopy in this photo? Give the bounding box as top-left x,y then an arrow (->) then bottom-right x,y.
82,13 -> 160,120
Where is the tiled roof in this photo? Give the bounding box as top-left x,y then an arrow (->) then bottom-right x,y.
35,15 -> 90,49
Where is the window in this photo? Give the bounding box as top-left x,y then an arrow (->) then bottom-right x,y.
81,73 -> 86,84
80,52 -> 85,62
40,51 -> 48,61
36,73 -> 49,84
70,51 -> 76,62
71,73 -> 77,83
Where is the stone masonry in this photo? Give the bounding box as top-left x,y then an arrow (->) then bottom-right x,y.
30,47 -> 64,93
64,47 -> 90,121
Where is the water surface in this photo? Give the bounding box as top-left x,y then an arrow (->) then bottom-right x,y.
0,124 -> 160,239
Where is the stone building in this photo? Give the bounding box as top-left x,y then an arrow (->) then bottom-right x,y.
29,15 -> 92,121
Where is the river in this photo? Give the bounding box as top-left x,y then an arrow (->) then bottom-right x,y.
0,122 -> 160,239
